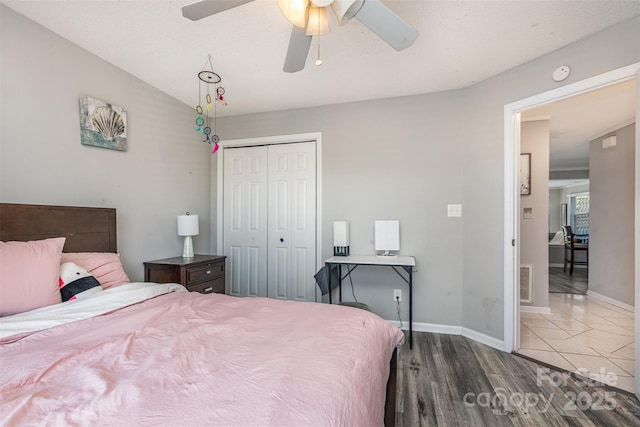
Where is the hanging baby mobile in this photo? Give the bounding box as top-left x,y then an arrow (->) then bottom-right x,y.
195,54 -> 227,154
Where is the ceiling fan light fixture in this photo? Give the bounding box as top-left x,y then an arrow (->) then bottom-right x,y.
278,0 -> 310,28
305,6 -> 331,36
331,0 -> 364,25
310,0 -> 334,6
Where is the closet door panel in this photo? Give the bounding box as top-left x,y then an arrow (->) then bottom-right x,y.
223,141 -> 316,301
223,146 -> 268,297
267,142 -> 316,301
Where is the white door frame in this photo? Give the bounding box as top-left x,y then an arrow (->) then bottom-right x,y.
504,61 -> 640,368
212,132 -> 323,298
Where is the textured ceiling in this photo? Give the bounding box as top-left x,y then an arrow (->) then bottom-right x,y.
2,0 -> 639,172
3,0 -> 639,117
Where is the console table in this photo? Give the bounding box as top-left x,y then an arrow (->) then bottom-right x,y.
324,255 -> 416,349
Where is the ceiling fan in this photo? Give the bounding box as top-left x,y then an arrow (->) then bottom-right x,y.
182,0 -> 418,73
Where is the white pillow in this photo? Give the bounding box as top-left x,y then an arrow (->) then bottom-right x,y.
59,262 -> 103,301
549,231 -> 564,245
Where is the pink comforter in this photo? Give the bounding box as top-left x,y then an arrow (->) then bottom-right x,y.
1,291 -> 404,426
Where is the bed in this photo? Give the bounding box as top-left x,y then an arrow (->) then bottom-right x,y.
0,203 -> 404,426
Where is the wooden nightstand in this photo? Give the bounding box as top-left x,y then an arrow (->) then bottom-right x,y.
143,255 -> 226,294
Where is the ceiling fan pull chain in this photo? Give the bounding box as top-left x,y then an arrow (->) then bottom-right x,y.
315,7 -> 322,66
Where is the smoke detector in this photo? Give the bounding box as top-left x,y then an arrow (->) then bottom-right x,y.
552,66 -> 571,82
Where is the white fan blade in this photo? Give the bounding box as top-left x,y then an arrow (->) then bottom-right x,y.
331,0 -> 364,26
182,0 -> 254,21
355,0 -> 418,51
283,26 -> 312,73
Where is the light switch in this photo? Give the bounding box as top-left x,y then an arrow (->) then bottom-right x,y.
447,204 -> 462,217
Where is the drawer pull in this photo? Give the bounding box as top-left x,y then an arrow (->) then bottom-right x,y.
206,270 -> 211,274
204,286 -> 213,293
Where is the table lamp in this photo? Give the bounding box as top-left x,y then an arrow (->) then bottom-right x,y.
333,221 -> 350,256
177,213 -> 199,259
375,220 -> 400,257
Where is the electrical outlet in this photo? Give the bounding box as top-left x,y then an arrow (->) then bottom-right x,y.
393,289 -> 402,302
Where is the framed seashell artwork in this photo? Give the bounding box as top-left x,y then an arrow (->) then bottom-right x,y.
78,96 -> 127,151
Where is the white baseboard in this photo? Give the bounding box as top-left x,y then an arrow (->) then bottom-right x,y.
520,305 -> 552,314
586,290 -> 634,312
386,320 -> 504,351
461,327 -> 505,351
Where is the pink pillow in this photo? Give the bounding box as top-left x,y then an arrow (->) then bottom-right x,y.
0,237 -> 65,317
60,252 -> 130,289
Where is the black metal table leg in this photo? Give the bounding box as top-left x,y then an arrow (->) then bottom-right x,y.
409,268 -> 413,349
338,264 -> 342,302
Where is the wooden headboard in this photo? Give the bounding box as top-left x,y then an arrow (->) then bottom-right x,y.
0,203 -> 117,252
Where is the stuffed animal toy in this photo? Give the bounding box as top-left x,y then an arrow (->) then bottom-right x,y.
59,262 -> 102,301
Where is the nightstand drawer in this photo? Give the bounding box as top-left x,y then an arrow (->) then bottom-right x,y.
186,261 -> 224,285
187,277 -> 224,294
144,255 -> 226,293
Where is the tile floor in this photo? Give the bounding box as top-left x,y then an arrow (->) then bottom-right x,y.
519,293 -> 635,393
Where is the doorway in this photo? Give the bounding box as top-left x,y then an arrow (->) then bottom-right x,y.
214,132 -> 323,302
503,63 -> 640,397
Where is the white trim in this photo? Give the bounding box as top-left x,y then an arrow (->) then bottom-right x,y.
213,132 -> 324,300
567,190 -> 589,198
519,306 -> 552,315
586,290 -> 635,313
505,64 -> 639,112
503,62 -> 640,354
462,327 -> 505,351
503,109 -> 520,353
521,114 -> 551,122
559,181 -> 589,190
387,320 -> 462,336
386,320 -> 505,351
586,118 -> 636,142
635,65 -> 640,398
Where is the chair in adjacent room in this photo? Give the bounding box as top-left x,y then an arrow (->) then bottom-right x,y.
562,225 -> 589,275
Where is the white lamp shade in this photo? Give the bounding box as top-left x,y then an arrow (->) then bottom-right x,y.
305,5 -> 330,36
375,220 -> 400,251
177,214 -> 199,236
333,221 -> 350,246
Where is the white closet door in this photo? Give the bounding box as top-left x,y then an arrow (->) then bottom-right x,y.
267,142 -> 317,301
223,146 -> 268,297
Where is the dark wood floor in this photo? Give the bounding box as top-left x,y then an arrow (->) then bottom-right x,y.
396,331 -> 640,426
549,267 -> 588,294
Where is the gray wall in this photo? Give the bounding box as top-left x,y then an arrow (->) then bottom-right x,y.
218,16 -> 639,340
460,16 -> 638,339
2,4 -> 639,341
589,124 -> 636,305
0,6 -> 212,281
549,189 -> 563,234
215,92 -> 467,326
520,121 -> 550,308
